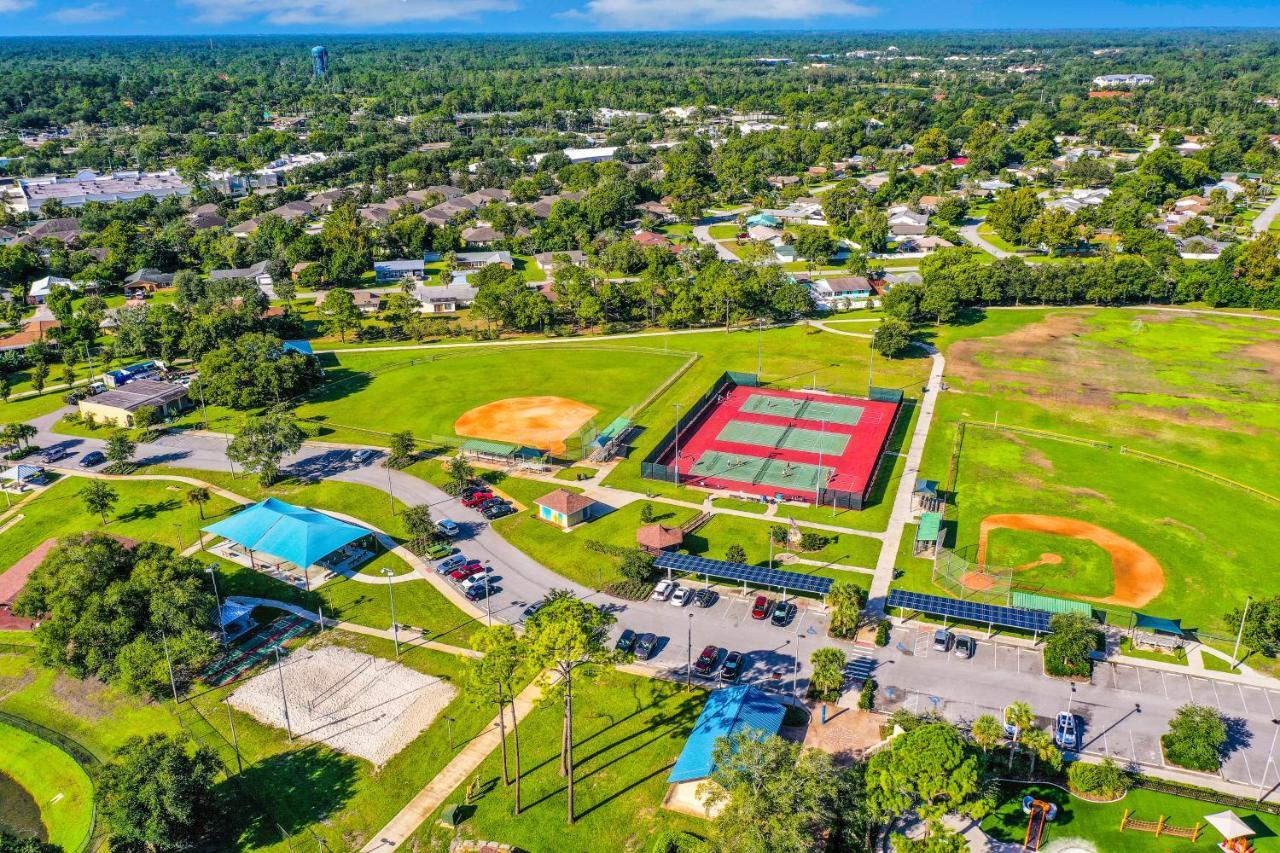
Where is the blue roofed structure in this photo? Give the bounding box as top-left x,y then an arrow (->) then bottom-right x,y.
202,498 -> 370,568
282,340 -> 313,355
668,685 -> 787,784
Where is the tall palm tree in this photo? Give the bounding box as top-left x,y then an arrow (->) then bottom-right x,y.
186,487 -> 211,520
1005,701 -> 1035,770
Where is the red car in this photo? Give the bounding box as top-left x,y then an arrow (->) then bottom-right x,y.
750,595 -> 773,620
450,561 -> 485,582
462,491 -> 495,507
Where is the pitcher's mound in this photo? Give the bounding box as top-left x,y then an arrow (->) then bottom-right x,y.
455,396 -> 598,456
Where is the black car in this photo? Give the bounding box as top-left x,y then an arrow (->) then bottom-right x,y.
615,629 -> 637,654
634,632 -> 659,661
482,503 -> 515,520
693,588 -> 718,608
521,599 -> 546,621
693,645 -> 720,676
78,450 -> 106,468
479,497 -> 509,510
464,582 -> 497,602
721,651 -> 744,682
771,601 -> 797,627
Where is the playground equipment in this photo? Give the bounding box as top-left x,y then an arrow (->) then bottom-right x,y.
1119,809 -> 1202,842
1022,796 -> 1058,850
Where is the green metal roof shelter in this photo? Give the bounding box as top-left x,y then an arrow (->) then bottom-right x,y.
916,512 -> 943,542
1011,591 -> 1093,617
202,498 -> 370,568
460,438 -> 518,458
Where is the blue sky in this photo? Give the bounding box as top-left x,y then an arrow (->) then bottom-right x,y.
2,0 -> 1280,36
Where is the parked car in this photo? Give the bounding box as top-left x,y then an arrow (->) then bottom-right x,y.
932,629 -> 954,653
721,651 -> 744,682
351,448 -> 377,464
424,542 -> 455,560
1003,704 -> 1024,737
651,579 -> 677,601
437,554 -> 468,574
40,447 -> 69,464
634,633 -> 659,661
462,491 -> 495,508
436,519 -> 461,538
771,601 -> 797,627
521,599 -> 546,621
449,561 -> 485,582
482,503 -> 515,520
460,485 -> 488,500
459,574 -> 490,593
615,629 -> 637,654
750,595 -> 773,620
78,450 -> 106,468
87,382 -> 106,395
955,635 -> 975,659
1054,712 -> 1078,750
670,587 -> 693,607
465,582 -> 497,602
693,588 -> 718,608
693,645 -> 720,676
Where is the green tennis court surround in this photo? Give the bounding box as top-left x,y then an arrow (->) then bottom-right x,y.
739,392 -> 865,426
689,450 -> 832,492
717,420 -> 850,455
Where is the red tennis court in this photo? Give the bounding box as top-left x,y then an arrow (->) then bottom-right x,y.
660,385 -> 900,505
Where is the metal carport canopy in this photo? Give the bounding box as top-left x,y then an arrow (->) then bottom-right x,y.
655,552 -> 833,597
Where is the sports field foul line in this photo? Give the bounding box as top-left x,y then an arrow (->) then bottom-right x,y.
717,419 -> 850,455
688,450 -> 831,492
739,393 -> 864,426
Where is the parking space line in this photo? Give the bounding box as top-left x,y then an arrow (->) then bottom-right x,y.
1134,666 -> 1142,693
1267,689 -> 1277,718
1209,678 -> 1224,710
1160,671 -> 1172,699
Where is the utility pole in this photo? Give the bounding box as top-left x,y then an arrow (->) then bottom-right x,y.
671,402 -> 682,484
274,646 -> 293,741
224,698 -> 243,774
161,632 -> 179,703
382,568 -> 399,658
385,464 -> 395,515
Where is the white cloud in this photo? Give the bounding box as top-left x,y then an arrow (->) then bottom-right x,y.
572,0 -> 875,28
0,0 -> 35,12
182,0 -> 515,26
49,2 -> 122,21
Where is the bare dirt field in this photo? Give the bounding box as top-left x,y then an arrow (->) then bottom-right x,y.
454,395 -> 598,455
228,645 -> 457,766
976,513 -> 1165,608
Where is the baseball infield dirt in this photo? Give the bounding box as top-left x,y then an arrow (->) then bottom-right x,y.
976,513 -> 1165,608
454,395 -> 598,455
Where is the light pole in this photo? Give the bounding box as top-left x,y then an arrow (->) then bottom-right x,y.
814,419 -> 827,507
686,612 -> 693,691
1233,596 -> 1253,668
381,568 -> 399,659
206,566 -> 226,646
224,697 -> 243,774
1066,682 -> 1076,716
1259,719 -> 1280,803
274,645 -> 293,741
445,715 -> 456,750
793,635 -> 802,702
671,402 -> 682,485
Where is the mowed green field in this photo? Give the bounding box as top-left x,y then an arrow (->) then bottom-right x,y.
902,306 -> 1280,636
984,528 -> 1116,600
0,720 -> 95,850
293,345 -> 692,445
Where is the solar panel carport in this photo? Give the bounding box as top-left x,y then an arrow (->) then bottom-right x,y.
886,589 -> 1054,638
655,552 -> 833,597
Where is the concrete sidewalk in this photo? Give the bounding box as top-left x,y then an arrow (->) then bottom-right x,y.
359,677 -> 545,851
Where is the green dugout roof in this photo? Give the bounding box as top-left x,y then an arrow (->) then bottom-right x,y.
1011,591 -> 1093,617
461,438 -> 518,456
599,417 -> 631,440
916,512 -> 942,541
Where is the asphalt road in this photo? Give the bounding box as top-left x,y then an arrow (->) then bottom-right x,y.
876,623 -> 1280,794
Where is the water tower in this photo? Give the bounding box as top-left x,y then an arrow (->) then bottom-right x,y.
311,45 -> 329,79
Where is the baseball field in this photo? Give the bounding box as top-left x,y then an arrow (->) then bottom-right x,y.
906,307 -> 1280,639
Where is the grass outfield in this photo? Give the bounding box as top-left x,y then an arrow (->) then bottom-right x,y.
603,325 -> 932,532
984,528 -> 1116,600
0,475 -> 240,572
0,719 -> 95,850
293,345 -> 691,447
982,782 -> 1280,852
414,670 -> 708,852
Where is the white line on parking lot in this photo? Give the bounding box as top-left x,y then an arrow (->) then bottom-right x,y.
1267,690 -> 1277,718
1134,666 -> 1143,693
1160,671 -> 1172,699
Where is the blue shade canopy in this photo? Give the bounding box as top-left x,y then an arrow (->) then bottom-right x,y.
1134,613 -> 1183,635
669,685 -> 787,783
203,498 -> 370,567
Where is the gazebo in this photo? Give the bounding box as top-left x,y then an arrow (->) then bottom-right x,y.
1205,810 -> 1255,851
636,523 -> 684,555
202,498 -> 373,589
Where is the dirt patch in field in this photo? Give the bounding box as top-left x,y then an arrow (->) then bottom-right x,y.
1064,486 -> 1110,503
454,395 -> 599,456
948,313 -> 1091,385
1017,552 -> 1063,571
49,673 -> 113,722
976,513 -> 1165,608
1244,341 -> 1280,380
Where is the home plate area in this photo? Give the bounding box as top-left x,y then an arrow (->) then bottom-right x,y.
228,645 -> 456,766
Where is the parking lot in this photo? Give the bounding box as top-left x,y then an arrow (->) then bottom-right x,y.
875,625 -> 1280,793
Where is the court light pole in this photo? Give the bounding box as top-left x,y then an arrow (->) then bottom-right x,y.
274,645 -> 293,741
224,697 -> 243,774
671,402 -> 682,484
382,568 -> 400,659
686,612 -> 693,691
814,419 -> 827,507
206,565 -> 226,646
